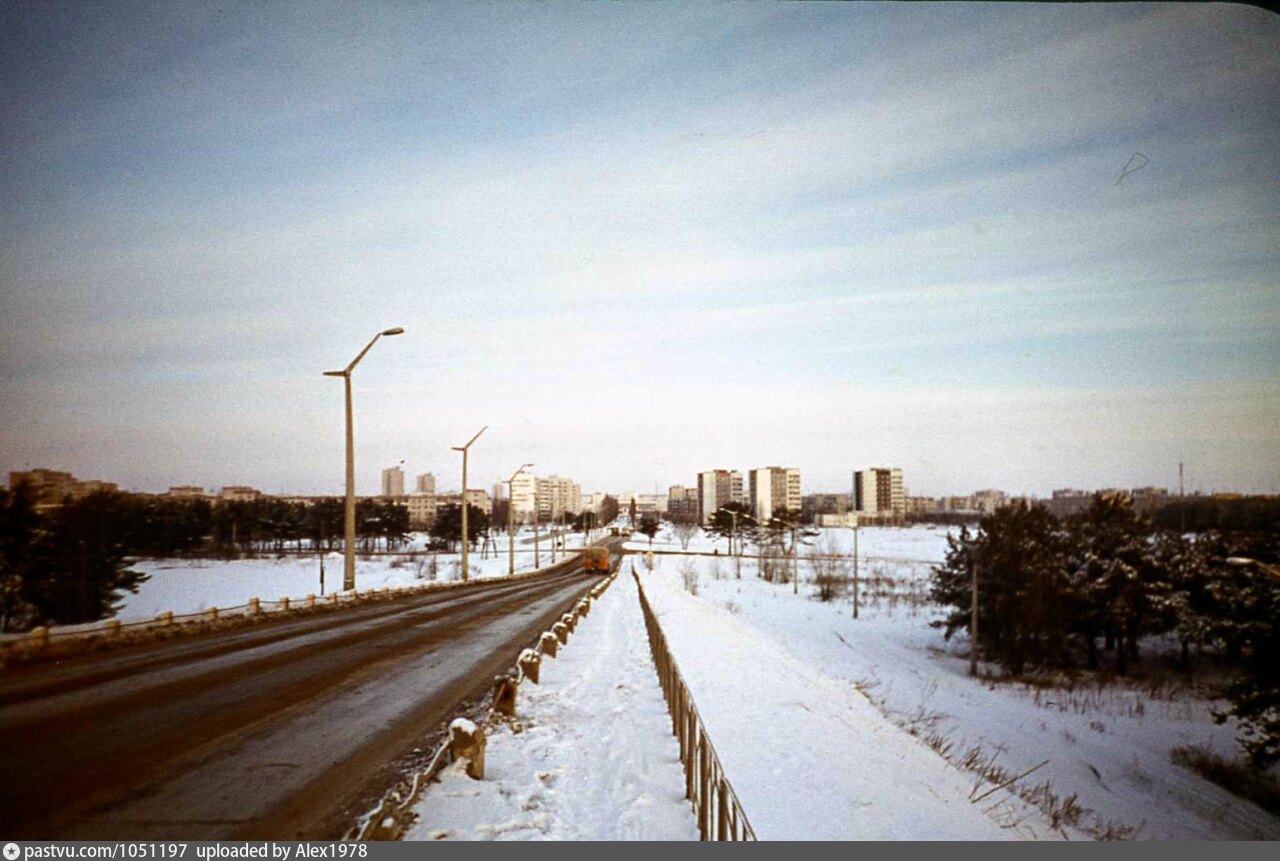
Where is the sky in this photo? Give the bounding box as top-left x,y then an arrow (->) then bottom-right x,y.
2,1 -> 1278,500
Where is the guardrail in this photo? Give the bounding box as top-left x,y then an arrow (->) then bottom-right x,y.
355,559 -> 621,840
632,565 -> 757,841
0,550 -> 593,667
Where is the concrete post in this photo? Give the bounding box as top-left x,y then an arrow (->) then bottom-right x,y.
518,648 -> 541,684
553,622 -> 569,644
539,631 -> 559,657
249,597 -> 261,615
492,674 -> 518,716
449,718 -> 486,780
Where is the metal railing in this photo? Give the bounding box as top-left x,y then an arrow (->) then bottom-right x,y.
632,565 -> 757,841
0,552 -> 596,664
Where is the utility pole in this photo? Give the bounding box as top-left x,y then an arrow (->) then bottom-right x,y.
851,521 -> 860,620
452,426 -> 487,582
969,549 -> 979,677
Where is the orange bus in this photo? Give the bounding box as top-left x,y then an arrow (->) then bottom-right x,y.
582,546 -> 610,574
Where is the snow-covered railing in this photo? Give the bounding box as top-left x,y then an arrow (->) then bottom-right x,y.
355,560 -> 622,840
632,565 -> 758,841
0,557 -> 587,667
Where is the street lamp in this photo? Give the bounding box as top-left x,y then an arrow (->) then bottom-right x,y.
324,326 -> 404,591
507,463 -> 533,576
452,426 -> 487,582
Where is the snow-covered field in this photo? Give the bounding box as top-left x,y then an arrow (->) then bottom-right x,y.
628,524 -> 1280,840
406,572 -> 697,841
117,527 -> 582,621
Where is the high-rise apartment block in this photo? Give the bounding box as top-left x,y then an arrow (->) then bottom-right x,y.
748,467 -> 801,522
538,476 -> 582,518
697,469 -> 744,524
508,473 -> 581,519
415,472 -> 435,494
852,468 -> 905,520
381,466 -> 405,498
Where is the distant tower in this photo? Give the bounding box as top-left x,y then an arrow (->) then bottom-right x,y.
382,465 -> 405,497
416,472 -> 436,494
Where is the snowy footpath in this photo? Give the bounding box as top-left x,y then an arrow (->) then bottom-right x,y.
406,572 -> 697,841
636,563 -> 1018,840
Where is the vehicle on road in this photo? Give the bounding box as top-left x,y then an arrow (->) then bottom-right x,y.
583,546 -> 610,574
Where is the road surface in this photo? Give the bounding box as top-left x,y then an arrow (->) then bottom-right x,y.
0,564 -> 602,839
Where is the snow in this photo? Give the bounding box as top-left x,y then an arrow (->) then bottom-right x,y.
116,528 -> 586,621
634,559 -> 1017,839
406,572 -> 697,841
630,524 -> 1280,840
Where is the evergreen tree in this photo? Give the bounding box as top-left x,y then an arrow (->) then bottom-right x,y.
0,483 -> 40,631
23,491 -> 147,626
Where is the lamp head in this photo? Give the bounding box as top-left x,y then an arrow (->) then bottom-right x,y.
323,370 -> 346,377
381,327 -> 405,336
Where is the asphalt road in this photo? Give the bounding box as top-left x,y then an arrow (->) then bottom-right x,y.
0,563 -> 603,839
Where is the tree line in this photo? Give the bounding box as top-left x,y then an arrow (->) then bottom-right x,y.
931,495 -> 1280,765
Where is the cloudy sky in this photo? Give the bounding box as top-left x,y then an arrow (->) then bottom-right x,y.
2,1 -> 1278,499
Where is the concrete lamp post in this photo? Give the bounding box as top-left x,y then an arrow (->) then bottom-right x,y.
452,426 -> 487,581
507,463 -> 534,577
323,326 -> 404,592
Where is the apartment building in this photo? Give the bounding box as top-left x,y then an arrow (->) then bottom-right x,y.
667,485 -> 700,521
381,466 -> 405,498
538,476 -> 582,518
852,468 -> 905,521
405,494 -> 436,529
219,486 -> 262,502
748,466 -> 801,522
415,472 -> 436,494
697,469 -> 744,524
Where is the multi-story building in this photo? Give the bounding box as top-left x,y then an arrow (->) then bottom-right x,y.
68,479 -> 119,501
697,469 -> 744,524
853,468 -> 905,521
8,469 -> 76,508
219,486 -> 262,502
972,489 -> 1007,514
667,485 -> 700,522
405,493 -> 436,529
415,472 -> 436,494
463,488 -> 493,516
538,476 -> 581,518
748,467 -> 802,522
165,485 -> 210,499
509,473 -> 540,519
381,466 -> 405,498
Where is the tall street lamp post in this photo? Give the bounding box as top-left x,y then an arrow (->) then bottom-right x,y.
452,426 -> 487,582
323,326 -> 404,591
507,463 -> 533,576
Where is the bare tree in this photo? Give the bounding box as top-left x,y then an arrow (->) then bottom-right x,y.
673,521 -> 698,551
679,557 -> 700,595
807,532 -> 849,602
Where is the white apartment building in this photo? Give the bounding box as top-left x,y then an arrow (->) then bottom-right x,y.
509,473 -> 539,518
697,469 -> 744,524
463,488 -> 493,516
381,466 -> 405,498
415,472 -> 436,494
748,466 -> 802,522
538,476 -> 582,518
